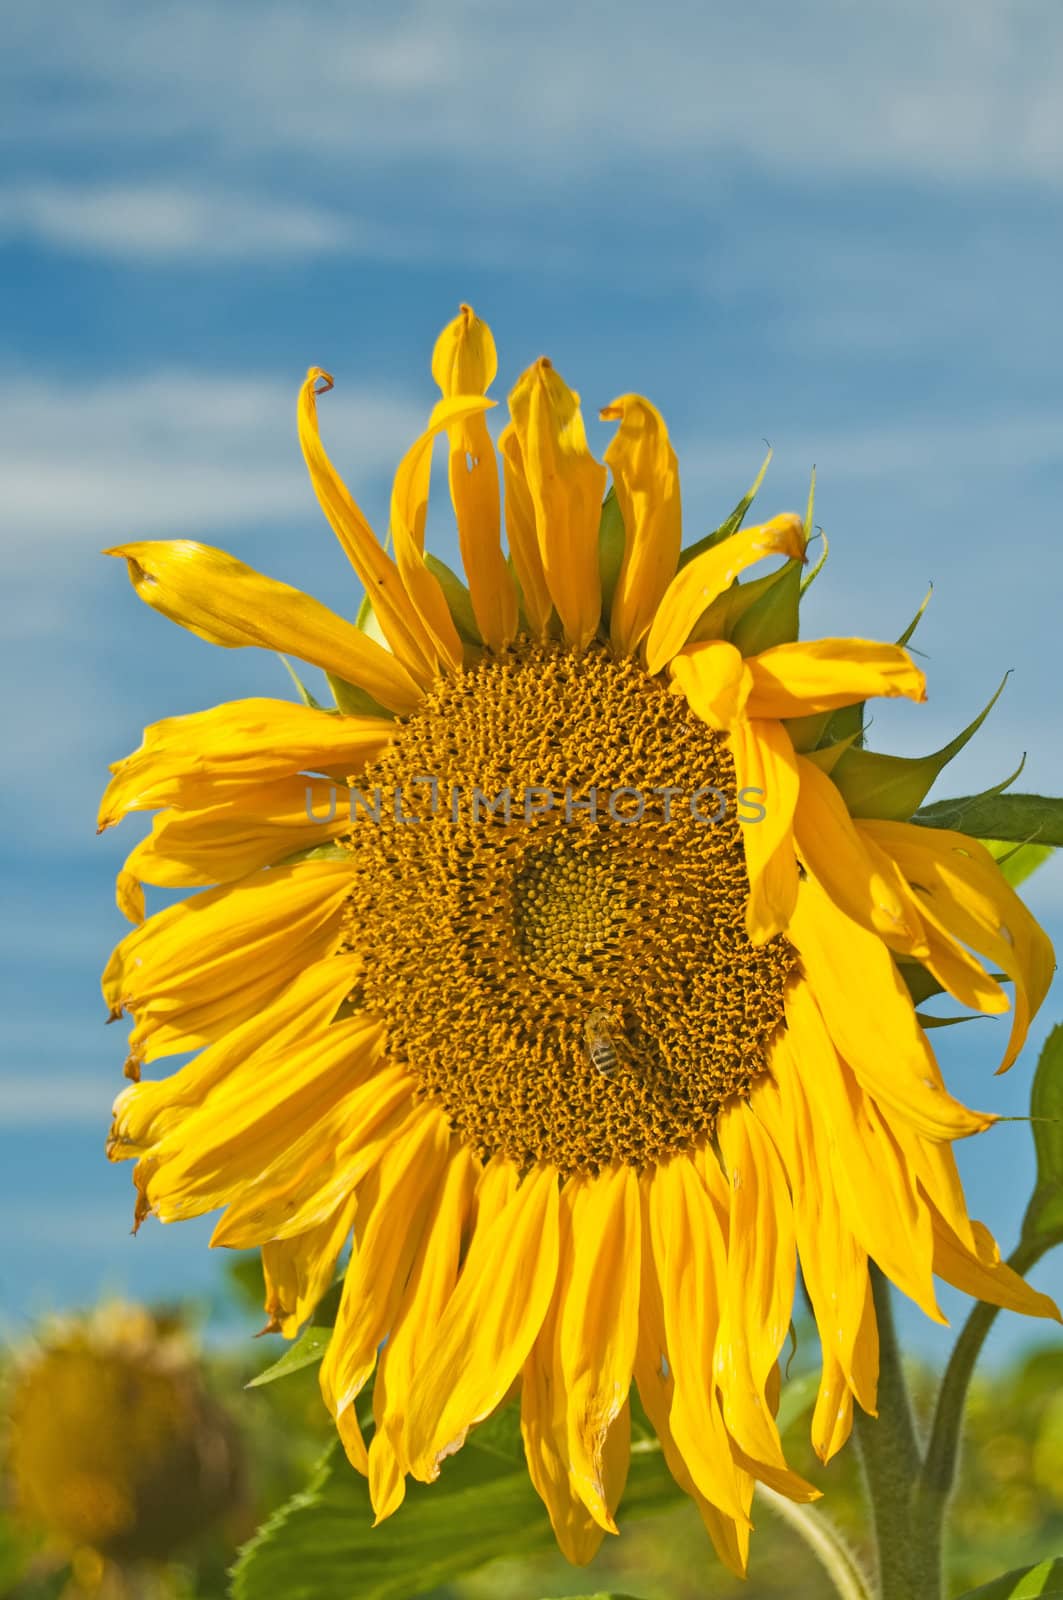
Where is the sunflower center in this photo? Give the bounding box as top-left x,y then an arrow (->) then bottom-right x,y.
341,640 -> 795,1176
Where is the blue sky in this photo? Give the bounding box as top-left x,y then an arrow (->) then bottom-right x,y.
2,0 -> 1063,1368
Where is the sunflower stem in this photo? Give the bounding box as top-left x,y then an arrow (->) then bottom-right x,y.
758,1486 -> 874,1600
912,1237 -> 1047,1583
853,1266 -> 931,1600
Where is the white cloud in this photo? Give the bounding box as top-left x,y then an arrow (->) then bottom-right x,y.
3,1 -> 1063,191
0,368 -> 425,556
0,183 -> 404,262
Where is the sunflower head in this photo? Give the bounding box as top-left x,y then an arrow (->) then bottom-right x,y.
98,302 -> 1057,1575
6,1304 -> 241,1565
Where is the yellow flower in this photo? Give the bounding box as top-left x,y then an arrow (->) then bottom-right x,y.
6,1305 -> 240,1566
101,304 -> 1058,1575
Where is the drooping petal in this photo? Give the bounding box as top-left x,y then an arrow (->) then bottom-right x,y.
102,860 -> 355,1067
930,1211 -> 1061,1320
669,639 -> 751,732
644,514 -> 806,676
715,1102 -> 817,1500
431,305 -> 518,651
600,394 -> 682,657
261,1187 -> 360,1337
860,821 -> 1055,1071
405,1164 -> 560,1481
556,1167 -> 640,1530
108,953 -> 362,1148
728,717 -> 800,943
787,871 -> 993,1141
389,393 -> 499,674
645,1159 -> 750,1523
368,1144 -> 479,1522
297,368 -> 438,683
98,700 -> 392,831
507,358 -> 606,651
106,541 -> 422,714
319,1110 -> 455,1468
745,638 -> 927,719
793,757 -> 927,952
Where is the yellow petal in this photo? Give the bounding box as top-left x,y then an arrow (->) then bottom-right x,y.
633,1189 -> 752,1576
645,513 -> 806,676
102,859 -> 353,1066
931,1211 -> 1061,1320
405,1164 -> 560,1481
106,540 -> 422,715
728,717 -> 800,943
784,981 -> 944,1321
319,1109 -> 455,1462
811,1352 -> 856,1464
389,393 -> 498,674
432,305 -> 518,651
793,757 -> 927,952
120,777 -> 350,908
669,639 -> 752,732
600,394 -> 682,656
368,1144 -> 479,1522
860,821 -> 1055,1072
98,699 -> 392,831
261,1187 -> 359,1338
787,871 -> 992,1141
297,368 -> 439,683
557,1167 -> 640,1531
745,638 -> 927,719
138,1013 -> 383,1223
507,358 -> 606,650
497,422 -> 553,635
645,1159 -> 750,1523
715,1102 -> 817,1500
108,953 -> 362,1157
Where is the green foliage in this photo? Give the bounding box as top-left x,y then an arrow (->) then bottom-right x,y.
1022,1026 -> 1063,1250
957,1557 -> 1063,1597
729,559 -> 802,654
985,840 -> 1057,888
598,487 -> 626,624
424,553 -> 483,646
916,793 -> 1063,848
231,1423 -> 686,1600
246,1280 -> 343,1388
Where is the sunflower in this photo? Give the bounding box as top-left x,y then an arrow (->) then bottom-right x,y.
101,305 -> 1058,1575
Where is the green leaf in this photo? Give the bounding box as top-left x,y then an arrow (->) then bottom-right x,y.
232,1417 -> 686,1600
325,673 -> 395,720
1022,1025 -> 1063,1250
916,792 -> 1063,847
540,1594 -> 652,1599
598,486 -> 626,626
730,558 -> 803,655
828,674 -> 1009,820
246,1280 -> 344,1387
424,552 -> 482,646
957,1557 -> 1063,1597
984,838 -> 1056,888
678,444 -> 772,566
279,656 -> 326,710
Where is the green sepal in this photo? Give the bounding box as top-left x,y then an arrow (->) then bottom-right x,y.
916,1011 -> 985,1029
730,557 -> 803,654
984,838 -> 1056,888
598,486 -> 626,628
827,674 -> 1009,820
354,591 -> 391,649
423,552 -> 483,646
279,656 -> 326,710
246,1279 -> 344,1388
897,583 -> 934,647
1021,1025 -> 1063,1251
956,1556 -> 1063,1598
800,528 -> 829,597
677,443 -> 772,566
915,791 -> 1063,848
324,673 -> 395,719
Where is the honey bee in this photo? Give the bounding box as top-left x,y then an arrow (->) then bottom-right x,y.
585,1006 -> 623,1079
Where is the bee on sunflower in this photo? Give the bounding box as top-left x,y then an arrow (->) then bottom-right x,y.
100,305 -> 1057,1575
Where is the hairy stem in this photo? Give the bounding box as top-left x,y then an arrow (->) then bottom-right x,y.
759,1486 -> 874,1600
912,1237 -> 1047,1580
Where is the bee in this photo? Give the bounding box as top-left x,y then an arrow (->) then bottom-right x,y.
585,1006 -> 623,1079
